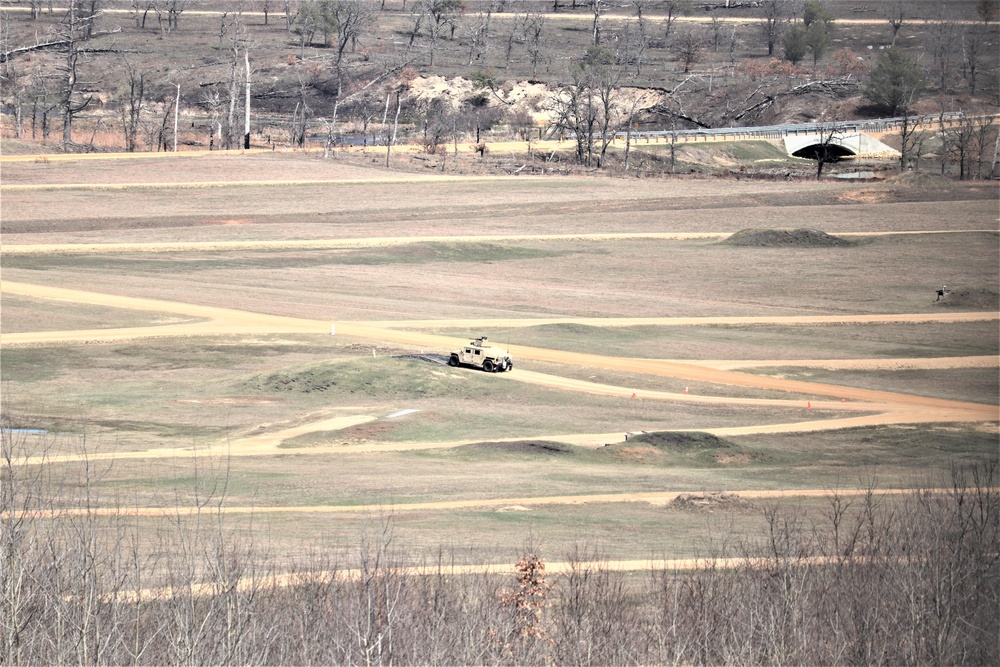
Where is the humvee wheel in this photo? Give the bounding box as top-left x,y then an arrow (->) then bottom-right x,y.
448,354 -> 460,367
482,359 -> 495,373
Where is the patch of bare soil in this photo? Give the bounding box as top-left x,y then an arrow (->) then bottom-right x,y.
722,228 -> 856,247
338,421 -> 400,442
495,505 -> 532,512
610,445 -> 665,464
715,451 -> 759,465
173,396 -> 283,405
934,287 -> 1000,310
837,188 -> 894,204
467,441 -> 574,456
669,492 -> 755,513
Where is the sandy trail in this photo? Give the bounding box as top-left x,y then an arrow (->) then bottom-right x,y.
25,408 -> 958,466
4,280 -> 996,465
116,551 -> 923,603
692,356 -> 999,370
31,487 -> 941,520
0,148 -> 275,163
335,322 -> 995,416
4,281 -> 993,414
0,174 -> 519,191
2,230 -> 995,255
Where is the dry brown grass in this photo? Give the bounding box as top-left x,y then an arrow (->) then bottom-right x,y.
1,151 -> 996,567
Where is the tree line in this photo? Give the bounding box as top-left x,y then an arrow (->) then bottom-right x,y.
0,0 -> 996,176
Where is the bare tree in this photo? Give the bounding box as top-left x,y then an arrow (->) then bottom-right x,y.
117,59 -> 146,152
960,27 -> 988,95
883,0 -> 906,46
972,115 -> 997,179
243,52 -> 250,149
631,1 -> 650,73
925,16 -> 960,91
591,0 -> 603,46
622,90 -> 653,173
550,45 -> 624,168
418,0 -> 462,67
500,10 -> 520,68
809,123 -> 844,179
326,1 -> 377,102
59,2 -> 101,146
758,0 -> 790,57
524,11 -> 545,79
661,0 -> 691,46
386,87 -> 401,166
289,73 -> 312,148
673,27 -> 704,73
897,110 -> 924,170
977,0 -> 998,25
943,112 -> 977,179
166,0 -> 185,31
26,0 -> 43,19
0,20 -> 26,140
220,12 -> 250,150
467,1 -> 493,65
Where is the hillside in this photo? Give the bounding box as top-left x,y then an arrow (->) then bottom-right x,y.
1,0 -> 996,170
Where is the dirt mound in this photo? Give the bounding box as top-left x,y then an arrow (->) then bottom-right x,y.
626,431 -> 735,450
722,228 -> 855,247
883,171 -> 956,188
934,287 -> 1000,310
669,492 -> 754,513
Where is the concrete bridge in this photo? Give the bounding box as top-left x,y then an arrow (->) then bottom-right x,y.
604,112 -> 978,157
783,132 -> 899,160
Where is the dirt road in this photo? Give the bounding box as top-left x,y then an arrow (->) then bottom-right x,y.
2,229 -> 993,257
34,487 -> 935,519
4,278 -> 996,467
118,550 -> 918,603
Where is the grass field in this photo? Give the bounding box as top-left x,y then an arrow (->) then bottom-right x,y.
1,149 -> 997,572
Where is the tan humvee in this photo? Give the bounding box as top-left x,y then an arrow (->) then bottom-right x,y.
448,337 -> 513,373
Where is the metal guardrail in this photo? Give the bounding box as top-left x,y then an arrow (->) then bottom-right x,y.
609,112 -> 976,142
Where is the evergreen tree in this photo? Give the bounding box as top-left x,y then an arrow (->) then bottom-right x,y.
862,47 -> 927,115
783,25 -> 808,64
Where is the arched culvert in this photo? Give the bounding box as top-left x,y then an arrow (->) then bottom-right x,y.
791,143 -> 857,160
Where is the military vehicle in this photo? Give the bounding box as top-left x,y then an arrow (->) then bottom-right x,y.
448,337 -> 513,372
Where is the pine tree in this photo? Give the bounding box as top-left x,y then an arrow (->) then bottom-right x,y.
862,47 -> 927,115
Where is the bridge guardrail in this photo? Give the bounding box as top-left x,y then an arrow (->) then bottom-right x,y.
600,112 -> 990,143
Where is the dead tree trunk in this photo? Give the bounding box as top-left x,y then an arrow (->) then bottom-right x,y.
243,50 -> 251,150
